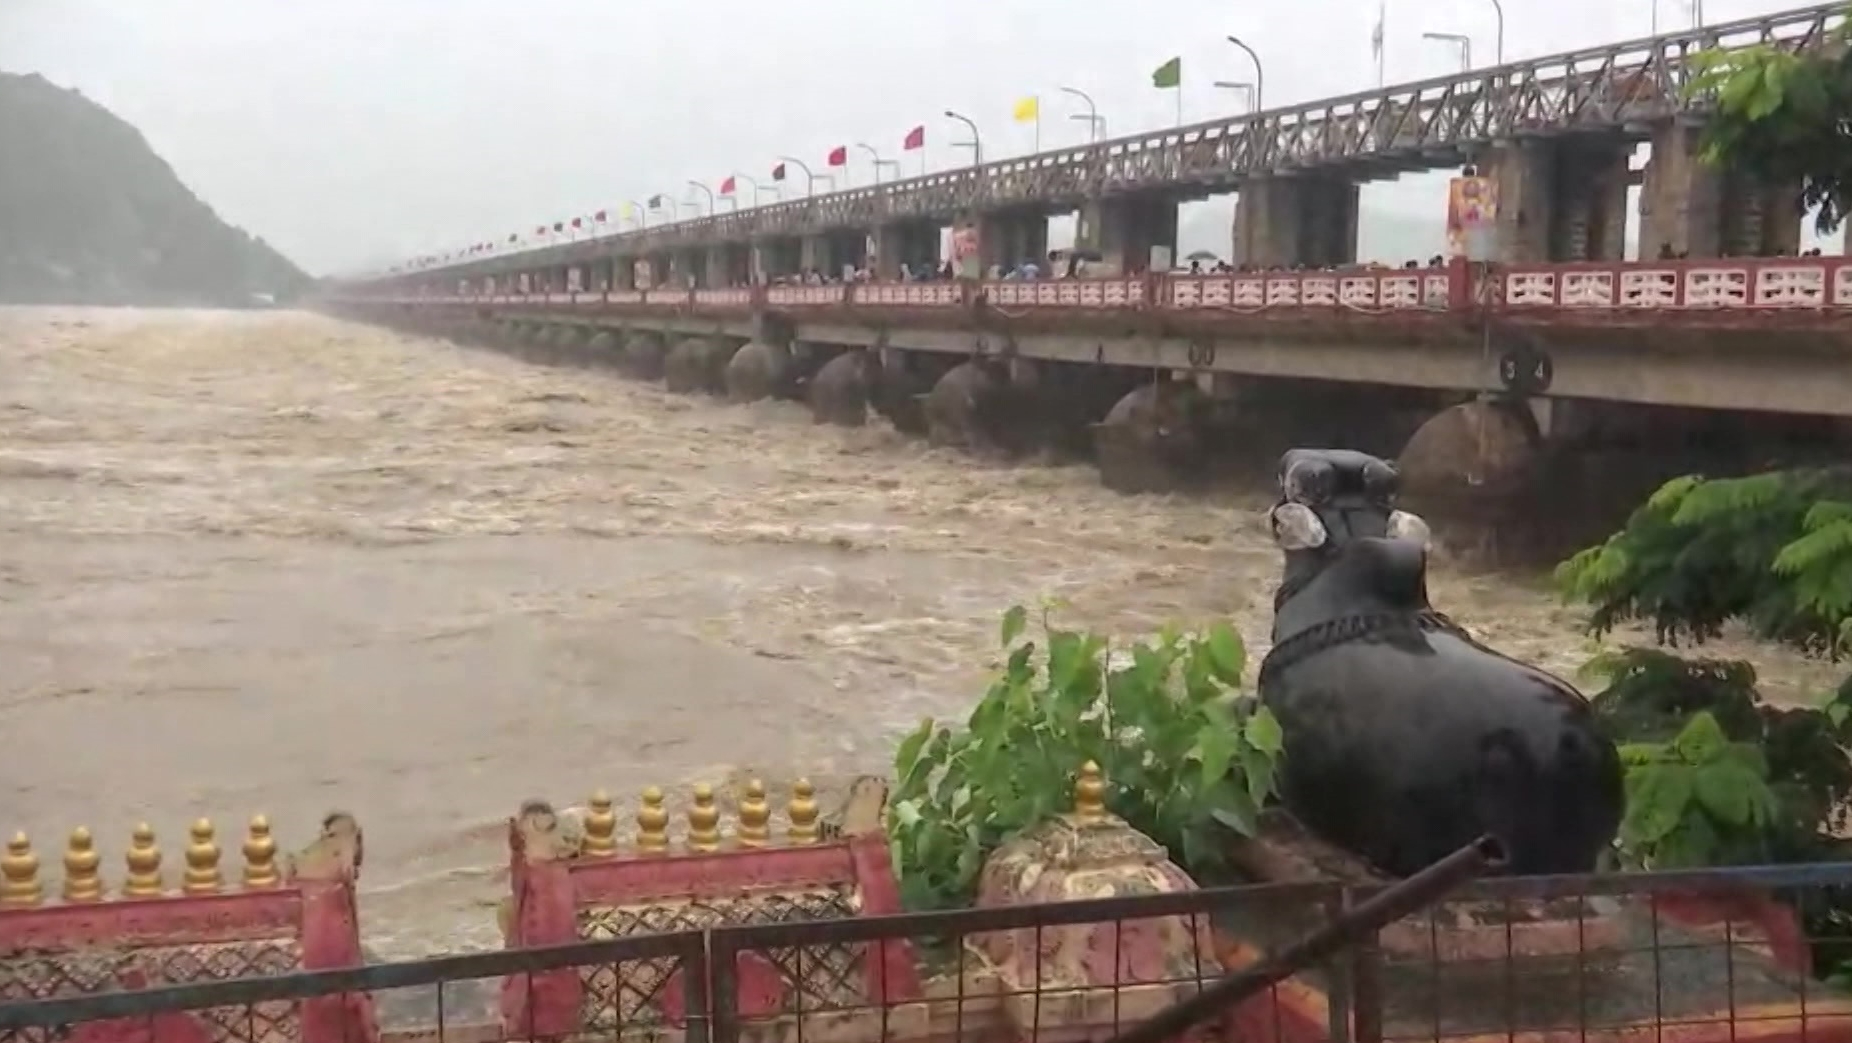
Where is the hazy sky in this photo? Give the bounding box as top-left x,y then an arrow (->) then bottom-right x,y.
0,0 -> 1817,275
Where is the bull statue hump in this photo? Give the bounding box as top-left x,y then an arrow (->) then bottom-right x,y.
1256,448 -> 1623,878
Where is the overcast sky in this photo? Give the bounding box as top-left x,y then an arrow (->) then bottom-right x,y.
0,0 -> 1817,275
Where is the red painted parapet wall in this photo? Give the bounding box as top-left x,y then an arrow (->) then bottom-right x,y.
499,784 -> 921,1042
0,814 -> 376,1043
356,257 -> 1852,320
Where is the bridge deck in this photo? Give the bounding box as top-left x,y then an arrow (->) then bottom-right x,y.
346,256 -> 1852,418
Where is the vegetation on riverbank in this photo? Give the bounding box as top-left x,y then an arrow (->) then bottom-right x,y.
887,604 -> 1283,911
1558,470 -> 1852,974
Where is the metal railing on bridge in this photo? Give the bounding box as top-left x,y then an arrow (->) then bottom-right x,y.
5,862 -> 1852,1043
381,2 -> 1847,283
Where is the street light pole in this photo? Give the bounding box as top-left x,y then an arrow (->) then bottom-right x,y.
1423,31 -> 1472,72
626,199 -> 647,228
856,142 -> 897,184
1213,80 -> 1255,114
734,173 -> 768,206
777,155 -> 825,196
1486,0 -> 1505,64
687,180 -> 716,217
944,109 -> 983,167
1225,35 -> 1265,111
1058,86 -> 1100,143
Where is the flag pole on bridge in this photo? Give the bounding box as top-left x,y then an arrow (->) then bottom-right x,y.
1372,0 -> 1386,87
903,124 -> 926,177
1013,95 -> 1040,153
1152,56 -> 1182,126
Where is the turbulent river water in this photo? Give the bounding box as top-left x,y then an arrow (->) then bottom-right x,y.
0,307 -> 1837,957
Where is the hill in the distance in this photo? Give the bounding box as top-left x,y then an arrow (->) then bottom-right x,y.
0,71 -> 310,306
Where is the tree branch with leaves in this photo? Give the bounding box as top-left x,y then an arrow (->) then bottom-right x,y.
1688,14 -> 1852,234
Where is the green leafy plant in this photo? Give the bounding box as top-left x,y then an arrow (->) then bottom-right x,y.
1556,470 -> 1852,655
1687,17 -> 1852,234
1615,710 -> 1781,869
1561,471 -> 1852,976
886,604 -> 1284,912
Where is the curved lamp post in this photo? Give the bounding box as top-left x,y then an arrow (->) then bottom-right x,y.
1225,35 -> 1265,111
734,173 -> 771,205
777,155 -> 829,196
1059,86 -> 1103,143
943,109 -> 983,167
687,180 -> 717,217
856,142 -> 898,184
1214,79 -> 1255,114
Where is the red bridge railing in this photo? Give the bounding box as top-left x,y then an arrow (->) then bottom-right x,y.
355,255 -> 1852,319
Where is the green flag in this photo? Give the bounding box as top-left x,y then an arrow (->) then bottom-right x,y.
1151,56 -> 1181,89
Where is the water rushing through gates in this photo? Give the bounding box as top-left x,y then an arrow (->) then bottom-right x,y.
0,307 -> 1833,957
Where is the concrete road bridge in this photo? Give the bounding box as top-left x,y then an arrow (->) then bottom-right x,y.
327,3 -> 1852,546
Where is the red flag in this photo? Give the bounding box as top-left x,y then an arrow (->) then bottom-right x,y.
571,216 -> 583,229
903,125 -> 925,151
771,162 -> 786,182
536,225 -> 547,236
827,145 -> 847,167
594,209 -> 608,222
720,175 -> 737,195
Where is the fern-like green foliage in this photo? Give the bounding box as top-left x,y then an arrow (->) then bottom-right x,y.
1616,711 -> 1782,869
1565,469 -> 1852,979
1556,470 -> 1852,655
1585,648 -> 1852,858
1686,16 -> 1852,234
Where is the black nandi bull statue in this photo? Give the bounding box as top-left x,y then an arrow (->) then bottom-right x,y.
1256,448 -> 1623,877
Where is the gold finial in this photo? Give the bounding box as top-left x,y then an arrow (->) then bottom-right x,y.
583,791 -> 617,857
787,779 -> 820,845
736,780 -> 771,848
62,827 -> 102,903
123,823 -> 164,897
635,787 -> 669,855
1074,761 -> 1108,824
2,832 -> 42,908
686,784 -> 720,852
242,815 -> 280,889
184,819 -> 222,894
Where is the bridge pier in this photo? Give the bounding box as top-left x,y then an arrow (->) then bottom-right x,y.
978,210 -> 1050,274
1635,121 -> 1802,260
870,221 -> 941,279
702,249 -> 729,290
1481,139 -> 1632,262
1231,175 -> 1359,269
1074,194 -> 1177,274
753,238 -> 802,281
800,235 -> 829,278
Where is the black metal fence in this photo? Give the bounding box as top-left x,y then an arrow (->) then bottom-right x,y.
7,864 -> 1852,1043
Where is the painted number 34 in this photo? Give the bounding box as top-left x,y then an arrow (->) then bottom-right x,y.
1497,347 -> 1553,395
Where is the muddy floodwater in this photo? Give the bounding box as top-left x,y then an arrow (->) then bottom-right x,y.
0,308 -> 1836,956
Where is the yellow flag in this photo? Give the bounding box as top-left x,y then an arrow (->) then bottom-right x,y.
621,202 -> 636,219
1012,95 -> 1039,122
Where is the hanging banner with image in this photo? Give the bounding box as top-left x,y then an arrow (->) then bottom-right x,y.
1446,176 -> 1498,261
950,224 -> 982,279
